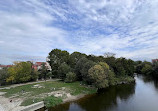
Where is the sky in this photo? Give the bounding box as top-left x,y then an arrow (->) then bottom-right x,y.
0,0 -> 158,64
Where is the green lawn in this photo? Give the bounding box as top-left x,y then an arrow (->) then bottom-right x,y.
0,80 -> 97,106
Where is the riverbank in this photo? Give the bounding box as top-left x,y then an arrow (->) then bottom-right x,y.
0,77 -> 134,111
0,80 -> 97,111
46,75 -> 158,111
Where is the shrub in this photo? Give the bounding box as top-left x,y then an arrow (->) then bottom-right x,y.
65,72 -> 76,83
88,64 -> 109,89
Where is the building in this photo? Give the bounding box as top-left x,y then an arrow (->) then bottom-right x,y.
46,57 -> 52,71
32,62 -> 44,70
32,61 -> 51,71
152,59 -> 158,64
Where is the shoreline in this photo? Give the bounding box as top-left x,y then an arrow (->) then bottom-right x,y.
0,77 -> 135,111
0,93 -> 87,111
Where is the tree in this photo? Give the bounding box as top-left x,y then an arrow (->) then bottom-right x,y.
30,68 -> 39,81
38,63 -> 47,79
75,57 -> 96,81
99,62 -> 110,70
141,64 -> 152,75
48,49 -> 70,77
75,57 -> 89,80
135,64 -> 143,74
114,58 -> 126,76
81,60 -> 96,83
104,56 -> 116,70
46,72 -> 52,79
7,62 -> 32,83
0,68 -> 8,86
104,52 -> 116,58
99,62 -> 116,85
117,58 -> 135,77
152,62 -> 158,78
58,63 -> 71,80
65,72 -> 77,83
108,70 -> 116,86
69,52 -> 86,68
88,64 -> 109,89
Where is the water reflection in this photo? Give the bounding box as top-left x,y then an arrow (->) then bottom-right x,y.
49,83 -> 135,111
38,75 -> 158,111
139,75 -> 158,91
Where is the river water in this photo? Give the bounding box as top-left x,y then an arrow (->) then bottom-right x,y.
39,75 -> 158,111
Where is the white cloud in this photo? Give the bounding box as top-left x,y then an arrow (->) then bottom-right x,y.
1,0 -> 158,64
0,0 -> 74,64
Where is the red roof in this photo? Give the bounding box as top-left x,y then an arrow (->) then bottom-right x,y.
35,62 -> 45,66
32,65 -> 38,70
0,65 -> 12,67
152,59 -> 158,63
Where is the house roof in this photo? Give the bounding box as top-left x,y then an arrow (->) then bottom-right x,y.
35,62 -> 45,66
0,65 -> 12,67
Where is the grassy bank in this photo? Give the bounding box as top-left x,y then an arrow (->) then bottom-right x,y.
0,76 -> 134,108
0,80 -> 97,106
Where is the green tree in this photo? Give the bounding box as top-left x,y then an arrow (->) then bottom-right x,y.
88,64 -> 109,89
108,70 -> 116,86
0,67 -> 8,86
38,63 -> 47,79
65,72 -> 77,83
75,57 -> 96,81
141,64 -> 152,75
30,68 -> 38,81
99,62 -> 110,70
48,49 -> 70,77
58,63 -> 71,80
75,57 -> 89,80
46,72 -> 52,79
69,52 -> 86,69
114,58 -> 126,76
7,62 -> 32,83
152,62 -> 158,78
81,60 -> 96,83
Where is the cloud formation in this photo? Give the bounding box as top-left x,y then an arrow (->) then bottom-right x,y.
0,0 -> 158,64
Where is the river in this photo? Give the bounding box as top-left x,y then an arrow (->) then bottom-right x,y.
38,75 -> 158,111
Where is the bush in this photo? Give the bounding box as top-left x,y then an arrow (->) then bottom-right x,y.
88,64 -> 109,89
44,96 -> 62,108
58,63 -> 71,80
65,72 -> 76,83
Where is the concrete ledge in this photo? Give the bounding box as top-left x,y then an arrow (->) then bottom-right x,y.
21,101 -> 44,111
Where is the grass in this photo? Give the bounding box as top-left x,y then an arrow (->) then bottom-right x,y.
0,81 -> 97,97
44,96 -> 62,108
0,80 -> 97,107
20,98 -> 44,106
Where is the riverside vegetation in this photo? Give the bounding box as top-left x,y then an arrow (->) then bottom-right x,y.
135,60 -> 158,79
0,49 -> 136,108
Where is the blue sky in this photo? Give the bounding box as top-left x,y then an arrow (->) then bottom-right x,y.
0,0 -> 158,64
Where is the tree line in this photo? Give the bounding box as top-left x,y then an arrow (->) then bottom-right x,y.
135,60 -> 158,78
0,62 -> 50,86
47,49 -> 135,88
0,49 -> 136,89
